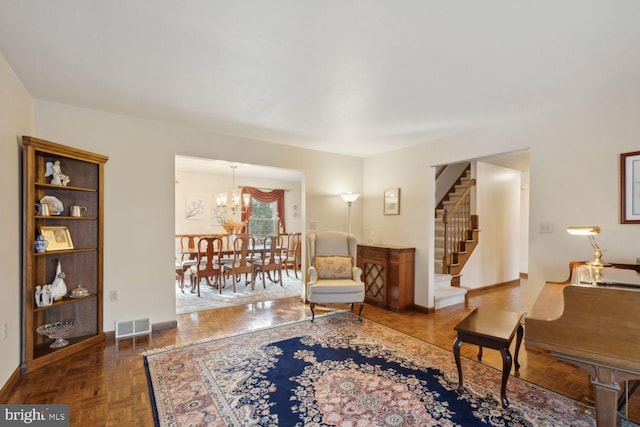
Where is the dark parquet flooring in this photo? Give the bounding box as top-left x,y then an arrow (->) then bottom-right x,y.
3,280 -> 638,426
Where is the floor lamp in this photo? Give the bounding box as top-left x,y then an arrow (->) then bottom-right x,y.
340,192 -> 360,234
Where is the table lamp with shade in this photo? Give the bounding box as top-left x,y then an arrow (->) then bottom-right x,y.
566,226 -> 610,267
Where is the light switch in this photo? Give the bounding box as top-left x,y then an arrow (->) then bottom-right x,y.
538,222 -> 554,233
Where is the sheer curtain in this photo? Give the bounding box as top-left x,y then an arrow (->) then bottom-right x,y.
241,187 -> 286,234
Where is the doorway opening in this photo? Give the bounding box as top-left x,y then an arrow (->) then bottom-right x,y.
174,155 -> 305,314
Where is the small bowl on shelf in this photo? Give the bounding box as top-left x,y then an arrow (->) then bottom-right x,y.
69,284 -> 90,298
36,320 -> 78,348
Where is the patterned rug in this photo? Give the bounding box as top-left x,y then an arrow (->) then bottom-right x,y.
176,272 -> 303,314
144,312 -> 597,426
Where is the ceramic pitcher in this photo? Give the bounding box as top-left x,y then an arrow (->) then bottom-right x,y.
70,205 -> 87,217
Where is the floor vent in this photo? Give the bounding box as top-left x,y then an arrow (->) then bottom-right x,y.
115,318 -> 151,349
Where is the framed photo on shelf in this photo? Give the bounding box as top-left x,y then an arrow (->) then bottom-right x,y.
39,226 -> 74,251
620,151 -> 640,224
384,188 -> 400,215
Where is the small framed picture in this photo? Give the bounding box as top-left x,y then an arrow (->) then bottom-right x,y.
620,151 -> 640,224
185,197 -> 205,220
384,188 -> 400,215
39,226 -> 74,251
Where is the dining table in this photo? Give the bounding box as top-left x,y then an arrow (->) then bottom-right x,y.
177,243 -> 280,259
177,241 -> 283,290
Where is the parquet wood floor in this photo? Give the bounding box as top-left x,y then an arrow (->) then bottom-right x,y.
3,281 -> 638,425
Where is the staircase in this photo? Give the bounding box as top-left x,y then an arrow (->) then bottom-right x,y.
434,167 -> 479,309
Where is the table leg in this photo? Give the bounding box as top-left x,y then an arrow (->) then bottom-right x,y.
477,345 -> 483,361
514,323 -> 523,373
453,337 -> 464,394
499,348 -> 512,407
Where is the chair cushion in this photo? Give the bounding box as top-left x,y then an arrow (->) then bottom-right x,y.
315,256 -> 353,279
181,259 -> 197,267
308,279 -> 363,294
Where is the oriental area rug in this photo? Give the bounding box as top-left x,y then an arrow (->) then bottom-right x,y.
144,312 -> 596,427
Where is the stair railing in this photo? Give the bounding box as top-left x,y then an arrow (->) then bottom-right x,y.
441,179 -> 476,273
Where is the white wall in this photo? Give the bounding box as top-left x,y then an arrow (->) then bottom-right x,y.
5,52 -> 640,391
363,86 -> 640,310
362,148 -> 434,305
175,169 -> 302,236
460,162 -> 521,289
32,100 -> 363,332
0,53 -> 33,388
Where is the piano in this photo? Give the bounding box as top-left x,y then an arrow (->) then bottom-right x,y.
525,262 -> 640,427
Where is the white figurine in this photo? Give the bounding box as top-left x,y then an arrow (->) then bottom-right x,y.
50,259 -> 68,301
45,160 -> 70,186
35,285 -> 42,307
42,285 -> 53,306
35,285 -> 53,307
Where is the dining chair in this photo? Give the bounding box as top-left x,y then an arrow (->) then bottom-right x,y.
222,234 -> 258,292
281,232 -> 301,279
176,235 -> 198,291
189,236 -> 224,297
176,257 -> 186,292
254,235 -> 284,288
216,233 -> 233,268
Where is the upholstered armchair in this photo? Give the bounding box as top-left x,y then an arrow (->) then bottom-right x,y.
307,231 -> 365,321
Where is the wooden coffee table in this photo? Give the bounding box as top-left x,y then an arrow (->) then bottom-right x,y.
453,306 -> 524,407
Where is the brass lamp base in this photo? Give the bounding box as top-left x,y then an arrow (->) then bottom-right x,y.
585,249 -> 610,268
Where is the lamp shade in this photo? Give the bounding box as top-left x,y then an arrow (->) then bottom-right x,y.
340,192 -> 360,203
566,226 -> 600,236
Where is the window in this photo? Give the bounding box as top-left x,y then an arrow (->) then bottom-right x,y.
248,200 -> 278,237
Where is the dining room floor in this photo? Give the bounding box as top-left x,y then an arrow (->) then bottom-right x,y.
175,269 -> 303,314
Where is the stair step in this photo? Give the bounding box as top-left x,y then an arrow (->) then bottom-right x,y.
434,263 -> 443,274
434,286 -> 467,309
434,273 -> 452,289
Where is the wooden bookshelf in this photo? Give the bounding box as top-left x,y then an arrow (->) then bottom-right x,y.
21,136 -> 108,374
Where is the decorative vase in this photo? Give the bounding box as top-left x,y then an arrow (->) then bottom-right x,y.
222,220 -> 245,235
35,235 -> 48,253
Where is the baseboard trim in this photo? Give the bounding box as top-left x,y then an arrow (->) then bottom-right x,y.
466,279 -> 520,297
412,304 -> 435,314
0,366 -> 21,402
153,320 -> 178,332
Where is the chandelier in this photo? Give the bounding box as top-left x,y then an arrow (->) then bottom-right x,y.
216,165 -> 251,216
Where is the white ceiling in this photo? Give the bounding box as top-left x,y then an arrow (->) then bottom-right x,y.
1,2 -> 639,158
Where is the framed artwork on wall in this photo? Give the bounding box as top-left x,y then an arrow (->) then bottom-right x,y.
185,197 -> 205,220
620,151 -> 640,224
384,188 -> 400,215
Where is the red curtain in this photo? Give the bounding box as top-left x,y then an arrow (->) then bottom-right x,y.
241,187 -> 286,234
